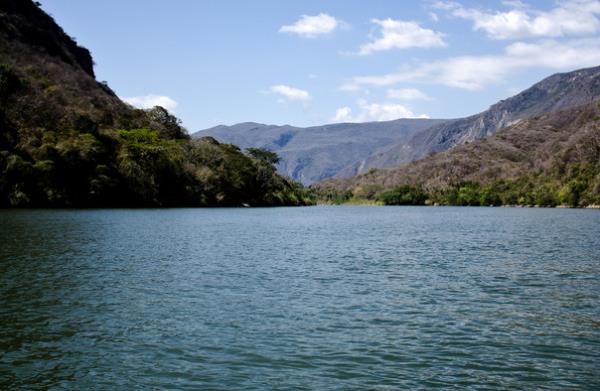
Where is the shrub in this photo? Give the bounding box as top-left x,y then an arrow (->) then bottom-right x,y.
377,185 -> 427,205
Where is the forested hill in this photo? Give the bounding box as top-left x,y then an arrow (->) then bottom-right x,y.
316,102 -> 600,207
0,0 -> 310,207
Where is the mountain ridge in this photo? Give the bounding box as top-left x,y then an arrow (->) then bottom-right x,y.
359,65 -> 600,171
196,65 -> 600,185
315,101 -> 600,207
0,0 -> 96,78
194,118 -> 447,184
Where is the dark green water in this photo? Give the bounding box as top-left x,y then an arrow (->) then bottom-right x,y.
1,206 -> 599,390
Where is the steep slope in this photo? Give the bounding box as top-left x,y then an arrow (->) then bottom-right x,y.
196,66 -> 600,185
194,118 -> 446,184
0,0 -> 133,134
0,0 -> 309,207
317,102 -> 600,207
361,66 -> 600,171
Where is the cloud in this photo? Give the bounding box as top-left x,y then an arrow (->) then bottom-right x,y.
122,94 -> 178,111
279,13 -> 339,38
358,18 -> 446,55
332,99 -> 429,122
269,84 -> 311,101
333,106 -> 353,122
434,0 -> 600,40
346,37 -> 600,91
386,88 -> 431,100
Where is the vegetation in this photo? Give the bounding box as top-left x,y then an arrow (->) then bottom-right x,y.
315,162 -> 600,208
0,0 -> 314,207
377,185 -> 427,205
0,63 -> 311,207
3,0 -> 598,209
315,101 -> 600,208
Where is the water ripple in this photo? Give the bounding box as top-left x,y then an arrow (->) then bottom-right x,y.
1,207 -> 599,389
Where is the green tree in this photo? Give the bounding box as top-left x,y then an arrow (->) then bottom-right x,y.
146,106 -> 188,140
246,147 -> 280,165
377,185 -> 427,205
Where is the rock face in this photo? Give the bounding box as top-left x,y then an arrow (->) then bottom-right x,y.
360,65 -> 600,170
0,0 -> 130,134
0,0 -> 95,78
194,119 -> 446,185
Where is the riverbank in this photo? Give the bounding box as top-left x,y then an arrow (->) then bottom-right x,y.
317,198 -> 600,209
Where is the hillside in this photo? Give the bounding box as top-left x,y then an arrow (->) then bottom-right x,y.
194,119 -> 446,184
359,66 -> 600,171
316,102 -> 600,207
0,0 -> 310,207
197,66 -> 600,186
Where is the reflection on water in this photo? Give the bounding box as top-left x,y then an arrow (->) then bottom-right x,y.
1,207 -> 599,389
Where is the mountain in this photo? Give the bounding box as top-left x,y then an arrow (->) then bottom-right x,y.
316,102 -> 600,207
357,66 -> 600,171
0,0 -> 310,207
194,118 -> 446,184
196,66 -> 600,185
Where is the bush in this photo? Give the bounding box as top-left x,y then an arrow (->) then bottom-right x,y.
377,185 -> 427,205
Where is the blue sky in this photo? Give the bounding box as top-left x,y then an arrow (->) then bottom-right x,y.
39,0 -> 600,131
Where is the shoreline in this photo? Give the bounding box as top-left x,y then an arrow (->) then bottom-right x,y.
316,201 -> 600,209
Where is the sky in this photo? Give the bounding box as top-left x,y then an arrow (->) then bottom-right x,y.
39,0 -> 600,131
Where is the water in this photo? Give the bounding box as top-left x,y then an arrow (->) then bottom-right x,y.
1,206 -> 599,390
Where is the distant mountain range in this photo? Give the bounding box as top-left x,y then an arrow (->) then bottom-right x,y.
195,65 -> 600,185
193,119 -> 445,184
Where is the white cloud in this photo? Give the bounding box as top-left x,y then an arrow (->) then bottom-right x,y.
435,0 -> 600,40
358,18 -> 446,55
386,88 -> 431,100
346,37 -> 600,91
333,106 -> 353,122
430,12 -> 440,22
332,99 -> 429,122
122,94 -> 178,111
269,84 -> 311,101
279,13 -> 339,38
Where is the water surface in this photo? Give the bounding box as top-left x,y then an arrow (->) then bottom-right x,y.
1,207 -> 599,389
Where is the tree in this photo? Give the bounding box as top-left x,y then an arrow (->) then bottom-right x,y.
377,185 -> 427,205
246,147 -> 280,165
146,106 -> 188,140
